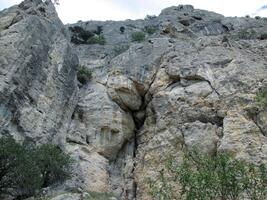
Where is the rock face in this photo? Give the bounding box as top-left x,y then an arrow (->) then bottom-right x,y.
0,0 -> 78,144
1,1 -> 267,200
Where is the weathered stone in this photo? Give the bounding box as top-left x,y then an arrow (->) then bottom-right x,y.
67,83 -> 135,160
0,0 -> 78,144
1,1 -> 267,200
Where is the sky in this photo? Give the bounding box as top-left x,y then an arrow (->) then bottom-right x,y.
0,0 -> 266,24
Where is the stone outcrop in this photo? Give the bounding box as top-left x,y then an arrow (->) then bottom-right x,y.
0,0 -> 78,144
0,1 -> 267,200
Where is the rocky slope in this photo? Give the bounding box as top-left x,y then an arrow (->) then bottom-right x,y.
0,0 -> 267,199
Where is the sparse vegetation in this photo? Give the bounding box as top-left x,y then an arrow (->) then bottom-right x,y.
145,15 -> 157,20
85,191 -> 120,200
148,147 -> 267,200
144,26 -> 157,35
69,26 -> 94,44
77,65 -> 92,84
0,136 -> 72,199
87,35 -> 105,45
232,29 -> 258,40
69,26 -> 105,45
120,26 -> 125,34
255,89 -> 267,107
113,44 -> 129,56
258,33 -> 267,40
93,26 -> 103,35
131,31 -> 146,42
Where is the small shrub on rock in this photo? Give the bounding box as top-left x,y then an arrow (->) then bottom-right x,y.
144,26 -> 157,35
69,26 -> 105,45
233,29 -> 257,40
77,65 -> 92,85
120,26 -> 125,34
87,35 -> 105,45
255,89 -> 267,107
69,26 -> 94,44
131,31 -> 145,42
113,45 -> 129,56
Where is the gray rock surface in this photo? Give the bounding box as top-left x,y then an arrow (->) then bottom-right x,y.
1,1 -> 267,200
0,0 -> 78,144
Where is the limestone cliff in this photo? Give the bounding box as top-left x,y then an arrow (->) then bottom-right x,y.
0,1 -> 266,199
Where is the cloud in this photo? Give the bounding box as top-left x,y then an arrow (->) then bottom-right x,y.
0,0 -> 22,11
0,0 -> 267,23
259,5 -> 267,10
251,4 -> 267,17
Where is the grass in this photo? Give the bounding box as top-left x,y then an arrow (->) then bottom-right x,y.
77,65 -> 92,84
87,35 -> 105,45
255,89 -> 267,107
131,31 -> 145,42
113,45 -> 129,56
144,26 -> 157,35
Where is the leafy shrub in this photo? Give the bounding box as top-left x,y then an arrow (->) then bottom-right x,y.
131,31 -> 146,42
0,136 -> 72,199
258,33 -> 267,40
77,65 -> 92,84
144,26 -> 157,35
69,26 -> 94,44
69,26 -> 105,45
255,89 -> 267,107
87,35 -> 105,45
34,144 -> 72,188
120,26 -> 125,34
148,148 -> 267,200
145,15 -> 157,20
112,45 -> 129,56
93,26 -> 103,35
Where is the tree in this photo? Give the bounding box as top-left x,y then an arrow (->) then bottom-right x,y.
0,136 -> 72,199
34,144 -> 72,188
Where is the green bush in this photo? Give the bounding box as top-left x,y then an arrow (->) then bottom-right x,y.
131,31 -> 145,42
77,65 -> 92,84
255,89 -> 267,107
34,144 -> 72,188
0,136 -> 72,199
69,26 -> 105,45
87,35 -> 105,45
144,26 -> 157,35
148,148 -> 267,200
69,26 -> 94,45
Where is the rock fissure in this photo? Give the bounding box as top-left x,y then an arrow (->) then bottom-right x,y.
1,1 -> 267,199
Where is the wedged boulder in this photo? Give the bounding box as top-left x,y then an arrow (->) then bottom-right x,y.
107,74 -> 142,111
109,38 -> 172,96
